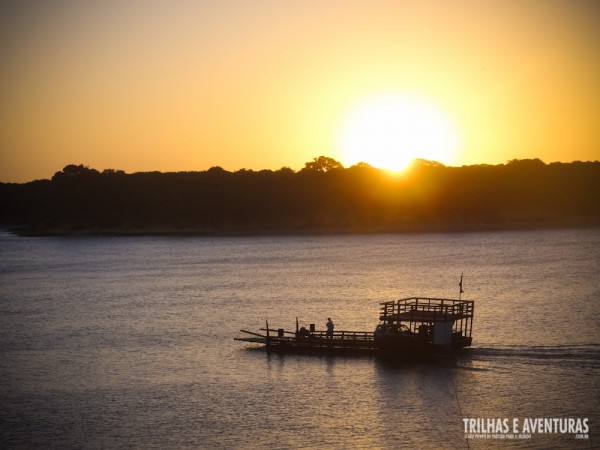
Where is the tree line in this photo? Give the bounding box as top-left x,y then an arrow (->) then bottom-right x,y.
1,157 -> 599,235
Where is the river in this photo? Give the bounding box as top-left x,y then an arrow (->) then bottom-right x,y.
1,228 -> 598,449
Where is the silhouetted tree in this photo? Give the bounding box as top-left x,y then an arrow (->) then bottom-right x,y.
52,164 -> 100,182
303,156 -> 344,172
507,158 -> 545,168
350,162 -> 374,169
410,158 -> 446,168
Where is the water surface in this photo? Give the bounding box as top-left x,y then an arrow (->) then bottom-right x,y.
1,229 -> 598,448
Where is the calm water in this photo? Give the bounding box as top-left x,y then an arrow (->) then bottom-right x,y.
0,229 -> 599,449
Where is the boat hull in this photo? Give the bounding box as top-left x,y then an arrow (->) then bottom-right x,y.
236,333 -> 472,359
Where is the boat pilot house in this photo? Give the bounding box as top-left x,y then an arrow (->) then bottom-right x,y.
236,297 -> 474,358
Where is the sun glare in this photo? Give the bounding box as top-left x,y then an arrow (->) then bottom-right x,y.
335,92 -> 461,171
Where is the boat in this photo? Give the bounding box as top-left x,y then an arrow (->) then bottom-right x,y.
235,297 -> 474,358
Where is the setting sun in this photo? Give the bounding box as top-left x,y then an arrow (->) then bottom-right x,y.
1,1 -> 598,182
335,92 -> 461,171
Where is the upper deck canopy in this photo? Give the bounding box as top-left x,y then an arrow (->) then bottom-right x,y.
379,297 -> 474,323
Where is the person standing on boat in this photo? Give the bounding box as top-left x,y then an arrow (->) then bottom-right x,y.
326,318 -> 334,339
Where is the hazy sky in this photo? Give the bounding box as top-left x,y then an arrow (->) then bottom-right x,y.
1,0 -> 599,181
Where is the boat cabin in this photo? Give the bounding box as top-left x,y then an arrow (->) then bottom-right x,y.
377,297 -> 474,349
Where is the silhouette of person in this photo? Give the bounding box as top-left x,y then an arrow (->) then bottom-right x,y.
326,318 -> 334,338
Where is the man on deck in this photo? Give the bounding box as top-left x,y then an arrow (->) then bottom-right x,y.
326,318 -> 334,338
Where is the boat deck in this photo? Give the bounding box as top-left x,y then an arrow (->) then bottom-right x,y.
235,328 -> 377,352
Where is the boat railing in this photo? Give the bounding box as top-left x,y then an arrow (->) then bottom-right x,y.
260,327 -> 375,341
380,297 -> 474,318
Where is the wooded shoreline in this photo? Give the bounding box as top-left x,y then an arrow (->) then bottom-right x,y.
4,218 -> 598,238
2,158 -> 599,237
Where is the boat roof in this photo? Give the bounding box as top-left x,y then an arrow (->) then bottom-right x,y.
379,297 -> 474,323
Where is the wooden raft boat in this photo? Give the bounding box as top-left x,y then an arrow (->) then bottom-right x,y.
235,297 -> 474,358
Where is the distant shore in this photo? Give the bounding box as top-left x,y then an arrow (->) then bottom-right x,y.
5,218 -> 599,238
3,160 -> 599,238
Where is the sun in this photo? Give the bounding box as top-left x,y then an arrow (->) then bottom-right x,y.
335,92 -> 461,171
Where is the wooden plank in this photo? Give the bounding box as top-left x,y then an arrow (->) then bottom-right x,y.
239,329 -> 267,338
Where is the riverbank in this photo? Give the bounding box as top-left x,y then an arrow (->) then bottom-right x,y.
5,217 -> 599,237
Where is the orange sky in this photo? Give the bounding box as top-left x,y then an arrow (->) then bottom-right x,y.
1,0 -> 599,182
